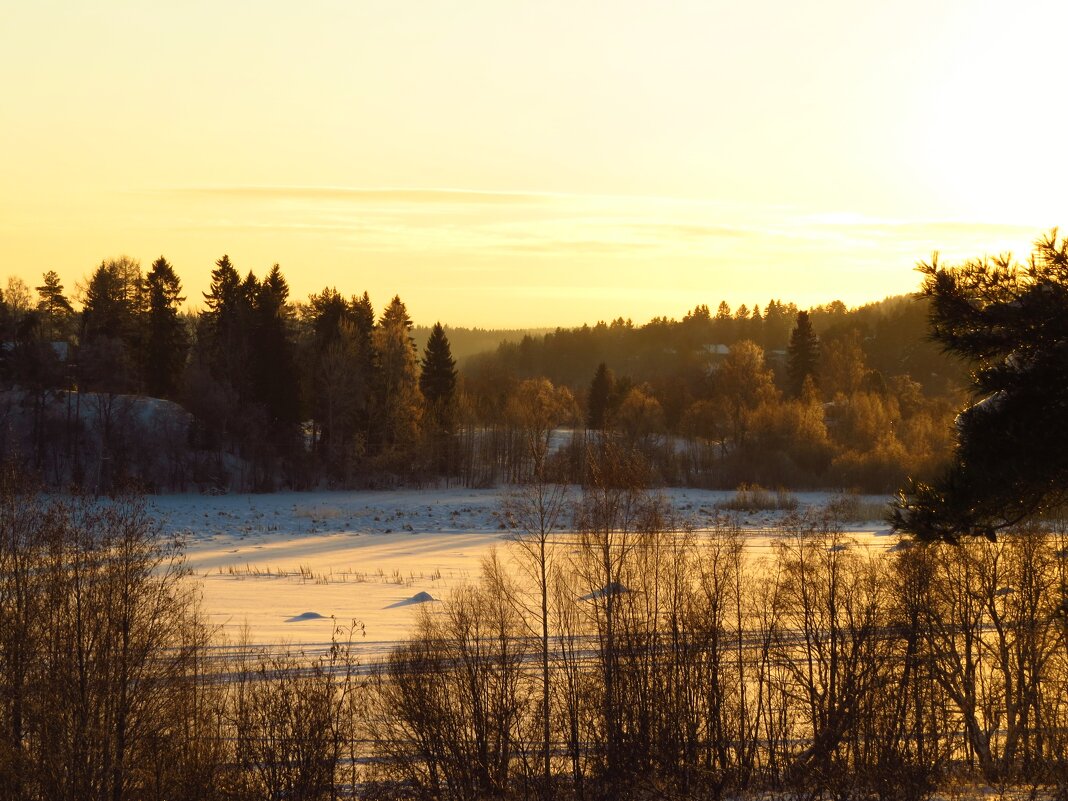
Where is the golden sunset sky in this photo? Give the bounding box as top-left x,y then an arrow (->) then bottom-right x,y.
2,1 -> 1066,327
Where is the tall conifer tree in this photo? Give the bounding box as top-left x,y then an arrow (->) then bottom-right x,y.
587,362 -> 614,430
420,322 -> 458,474
199,256 -> 256,396
35,271 -> 72,341
374,296 -> 422,450
80,257 -> 144,392
144,257 -> 188,399
251,265 -> 300,436
203,255 -> 240,318
786,310 -> 820,398
305,289 -> 378,476
420,323 -> 457,432
419,323 -> 457,412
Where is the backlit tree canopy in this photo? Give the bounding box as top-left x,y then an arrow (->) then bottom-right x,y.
891,230 -> 1068,543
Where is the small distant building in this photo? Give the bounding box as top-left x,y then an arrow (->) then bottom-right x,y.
50,341 -> 70,362
702,343 -> 730,375
1,340 -> 70,362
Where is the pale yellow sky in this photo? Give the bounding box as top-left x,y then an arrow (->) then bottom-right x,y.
2,1 -> 1066,327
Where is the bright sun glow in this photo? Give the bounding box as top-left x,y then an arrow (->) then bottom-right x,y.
3,1 -> 1067,326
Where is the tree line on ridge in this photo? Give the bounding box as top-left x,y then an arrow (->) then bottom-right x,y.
1,254 -> 965,493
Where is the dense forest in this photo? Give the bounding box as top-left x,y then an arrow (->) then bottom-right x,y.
0,256 -> 965,493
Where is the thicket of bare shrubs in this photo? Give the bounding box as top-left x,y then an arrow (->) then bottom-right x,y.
4,456 -> 1068,800
0,467 -> 362,801
370,452 -> 1068,801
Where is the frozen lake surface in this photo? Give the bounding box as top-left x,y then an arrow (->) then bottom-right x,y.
152,487 -> 897,654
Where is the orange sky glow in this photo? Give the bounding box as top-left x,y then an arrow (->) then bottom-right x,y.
3,1 -> 1067,327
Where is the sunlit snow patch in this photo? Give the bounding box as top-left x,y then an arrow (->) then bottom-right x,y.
581,582 -> 631,601
285,611 -> 327,623
385,591 -> 438,609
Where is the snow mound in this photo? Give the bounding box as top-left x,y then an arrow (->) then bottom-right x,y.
581,582 -> 631,601
285,611 -> 327,623
385,591 -> 438,609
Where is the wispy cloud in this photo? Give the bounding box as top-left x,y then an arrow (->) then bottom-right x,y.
500,239 -> 662,255
168,186 -> 552,205
630,222 -> 752,241
158,186 -> 1051,280
799,214 -> 1040,241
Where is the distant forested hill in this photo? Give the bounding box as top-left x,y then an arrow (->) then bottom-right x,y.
463,295 -> 966,397
411,325 -> 553,364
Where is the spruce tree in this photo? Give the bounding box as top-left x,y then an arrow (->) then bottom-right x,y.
199,255 -> 241,375
419,323 -> 458,473
786,310 -> 819,397
202,255 -> 241,318
373,296 -> 422,450
190,256 -> 258,453
251,265 -> 300,436
350,292 -> 378,449
307,287 -> 348,348
420,322 -> 457,437
199,256 -> 255,396
305,288 -> 350,463
419,323 -> 457,411
351,292 -> 376,338
587,362 -> 614,430
81,258 -> 143,345
80,258 -> 144,392
144,257 -> 188,398
306,291 -> 378,462
379,294 -> 413,329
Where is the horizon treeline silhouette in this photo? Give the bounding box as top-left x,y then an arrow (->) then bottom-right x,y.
1,256 -> 963,493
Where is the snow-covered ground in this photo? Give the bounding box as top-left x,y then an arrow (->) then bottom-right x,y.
152,487 -> 897,656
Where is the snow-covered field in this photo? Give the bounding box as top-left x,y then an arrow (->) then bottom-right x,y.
152,488 -> 898,657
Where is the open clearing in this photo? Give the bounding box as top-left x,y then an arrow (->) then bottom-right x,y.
155,487 -> 897,656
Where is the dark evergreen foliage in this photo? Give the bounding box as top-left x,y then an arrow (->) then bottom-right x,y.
301,288 -> 380,481
786,310 -> 819,397
348,292 -> 378,439
199,256 -> 255,396
0,248 -> 974,492
379,293 -> 412,329
306,287 -> 348,347
81,258 -> 143,345
587,362 -> 613,430
373,296 -> 422,451
80,258 -> 145,392
144,257 -> 188,399
251,265 -> 300,435
419,323 -> 457,411
351,291 -> 376,337
202,255 -> 241,318
420,323 -> 458,474
34,271 -> 72,341
891,230 -> 1068,543
35,270 -> 72,314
